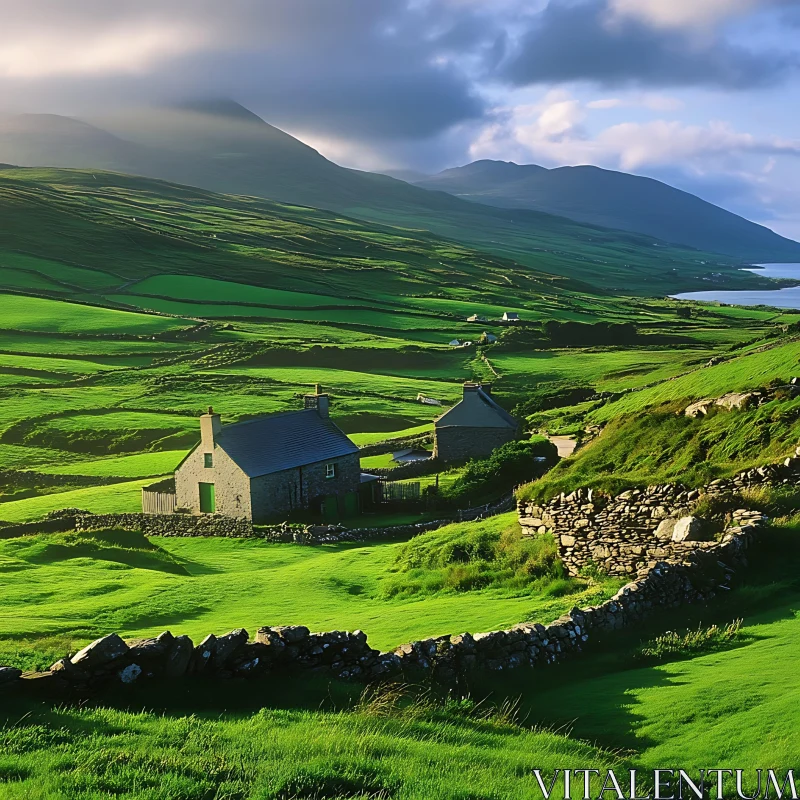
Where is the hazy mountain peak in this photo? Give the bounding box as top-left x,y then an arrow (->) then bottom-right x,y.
171,98 -> 268,125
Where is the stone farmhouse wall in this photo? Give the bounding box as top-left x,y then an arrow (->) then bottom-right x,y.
2,512 -> 764,697
250,453 -> 361,522
434,425 -> 517,462
519,453 -> 800,577
176,444 -> 251,519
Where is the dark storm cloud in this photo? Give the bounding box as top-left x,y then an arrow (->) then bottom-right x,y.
0,0 -> 487,139
502,0 -> 797,89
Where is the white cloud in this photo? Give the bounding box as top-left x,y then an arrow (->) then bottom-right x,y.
587,94 -> 684,111
599,120 -> 800,170
0,24 -> 209,78
469,92 -> 800,173
607,0 -> 765,29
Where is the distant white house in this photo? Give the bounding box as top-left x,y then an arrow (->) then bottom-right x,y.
467,314 -> 487,323
481,332 -> 497,344
502,312 -> 520,323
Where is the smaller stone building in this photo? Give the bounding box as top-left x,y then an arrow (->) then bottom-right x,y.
171,391 -> 363,522
433,383 -> 519,462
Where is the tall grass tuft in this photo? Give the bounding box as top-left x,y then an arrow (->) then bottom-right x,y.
636,620 -> 743,662
380,514 -> 577,598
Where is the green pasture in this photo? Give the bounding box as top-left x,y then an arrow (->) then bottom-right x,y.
0,332 -> 199,357
0,266 -> 70,293
0,352 -> 121,377
349,423 -> 433,446
126,274 -> 393,309
0,700 -> 616,800
0,443 -> 76,470
110,293 -> 456,332
43,450 -> 185,479
0,250 -> 123,291
0,478 -> 160,523
208,365 -> 462,403
0,515 -> 620,660
0,293 -> 184,334
494,346 -> 714,393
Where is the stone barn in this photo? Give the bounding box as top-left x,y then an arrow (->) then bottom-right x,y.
171,390 -> 363,522
433,383 -> 520,462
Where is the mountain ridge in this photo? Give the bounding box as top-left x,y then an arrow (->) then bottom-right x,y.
414,159 -> 800,262
0,102 -> 786,294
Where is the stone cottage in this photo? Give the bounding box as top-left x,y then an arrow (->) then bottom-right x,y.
170,390 -> 363,522
433,382 -> 520,462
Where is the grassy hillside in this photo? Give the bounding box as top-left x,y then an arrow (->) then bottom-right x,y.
521,396 -> 800,501
0,110 -> 777,294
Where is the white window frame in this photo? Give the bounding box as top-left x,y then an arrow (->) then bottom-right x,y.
325,462 -> 336,479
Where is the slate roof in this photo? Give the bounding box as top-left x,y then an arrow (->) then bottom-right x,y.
435,387 -> 518,430
214,409 -> 359,478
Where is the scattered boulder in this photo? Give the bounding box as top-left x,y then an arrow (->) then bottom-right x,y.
685,399 -> 714,418
715,392 -> 757,411
164,635 -> 194,678
211,629 -> 249,670
0,666 -> 21,686
671,516 -> 707,543
654,518 -> 677,540
70,633 -> 129,670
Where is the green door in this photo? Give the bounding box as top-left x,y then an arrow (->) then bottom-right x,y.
199,482 -> 216,513
322,495 -> 339,523
343,491 -> 360,518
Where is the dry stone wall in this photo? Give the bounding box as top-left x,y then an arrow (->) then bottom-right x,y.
519,452 -> 800,576
4,456 -> 789,697
71,495 -> 515,544
2,512 -> 765,697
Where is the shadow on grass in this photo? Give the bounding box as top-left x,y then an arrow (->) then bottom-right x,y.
2,528 -> 211,576
466,523 -> 800,752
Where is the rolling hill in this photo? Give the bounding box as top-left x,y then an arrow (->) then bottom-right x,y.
0,104 -> 777,295
414,159 -> 800,263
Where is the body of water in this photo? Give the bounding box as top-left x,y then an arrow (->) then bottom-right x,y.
673,263 -> 800,309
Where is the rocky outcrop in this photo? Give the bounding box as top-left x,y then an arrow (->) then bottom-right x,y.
683,382 -> 800,418
685,393 -> 759,418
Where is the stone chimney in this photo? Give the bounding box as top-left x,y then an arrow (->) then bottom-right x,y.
463,382 -> 481,396
200,406 -> 222,450
304,384 -> 330,418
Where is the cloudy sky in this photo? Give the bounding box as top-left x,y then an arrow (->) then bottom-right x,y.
1,0 -> 799,238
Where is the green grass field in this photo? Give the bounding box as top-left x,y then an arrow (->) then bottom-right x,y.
0,514 -> 621,665
2,165 -> 800,798
0,293 -> 185,334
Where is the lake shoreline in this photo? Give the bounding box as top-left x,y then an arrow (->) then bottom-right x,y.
673,263 -> 800,310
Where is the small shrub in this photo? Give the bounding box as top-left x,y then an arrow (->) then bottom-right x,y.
636,620 -> 743,662
380,514 -> 573,598
444,437 -> 559,504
